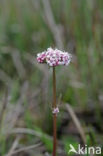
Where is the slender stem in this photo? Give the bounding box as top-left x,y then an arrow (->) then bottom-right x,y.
52,67 -> 57,156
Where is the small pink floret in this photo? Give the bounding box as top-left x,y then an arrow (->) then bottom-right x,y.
52,107 -> 59,114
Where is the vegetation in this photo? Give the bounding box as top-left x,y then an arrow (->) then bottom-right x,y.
0,0 -> 103,155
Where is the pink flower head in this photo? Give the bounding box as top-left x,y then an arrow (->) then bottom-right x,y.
52,107 -> 59,115
37,47 -> 72,67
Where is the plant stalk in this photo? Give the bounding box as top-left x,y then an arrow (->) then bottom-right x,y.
52,67 -> 57,156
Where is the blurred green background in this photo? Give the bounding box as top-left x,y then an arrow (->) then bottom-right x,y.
0,0 -> 103,155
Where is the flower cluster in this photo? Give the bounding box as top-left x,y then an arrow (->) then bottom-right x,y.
37,48 -> 71,67
52,107 -> 59,115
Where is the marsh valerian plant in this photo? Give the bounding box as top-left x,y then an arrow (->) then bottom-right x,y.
37,47 -> 72,156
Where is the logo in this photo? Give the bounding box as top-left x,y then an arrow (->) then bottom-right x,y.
68,144 -> 101,155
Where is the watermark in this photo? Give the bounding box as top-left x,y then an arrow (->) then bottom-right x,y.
68,144 -> 101,155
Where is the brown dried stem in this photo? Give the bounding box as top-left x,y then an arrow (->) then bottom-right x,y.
52,67 -> 57,156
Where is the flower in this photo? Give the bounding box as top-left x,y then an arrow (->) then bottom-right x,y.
52,107 -> 59,114
37,47 -> 72,66
37,51 -> 46,63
